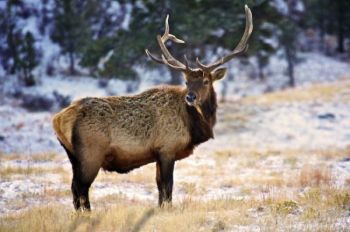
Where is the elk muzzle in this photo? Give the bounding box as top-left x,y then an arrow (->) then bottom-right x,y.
185,92 -> 197,105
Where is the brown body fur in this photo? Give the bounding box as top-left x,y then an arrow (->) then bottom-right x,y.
53,85 -> 216,210
53,86 -> 214,173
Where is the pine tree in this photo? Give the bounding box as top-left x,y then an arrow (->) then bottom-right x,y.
51,0 -> 89,75
79,0 -> 128,77
277,0 -> 301,87
0,0 -> 40,84
280,19 -> 298,87
39,0 -> 53,35
247,1 -> 280,80
304,0 -> 350,54
18,32 -> 40,86
324,0 -> 350,53
303,0 -> 328,52
0,0 -> 23,75
81,0 -> 280,83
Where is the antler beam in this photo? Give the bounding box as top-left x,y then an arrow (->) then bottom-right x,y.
196,5 -> 253,72
146,5 -> 253,73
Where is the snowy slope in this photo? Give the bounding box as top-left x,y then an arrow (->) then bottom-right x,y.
221,52 -> 350,100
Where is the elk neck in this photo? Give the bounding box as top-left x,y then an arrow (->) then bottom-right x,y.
184,86 -> 217,146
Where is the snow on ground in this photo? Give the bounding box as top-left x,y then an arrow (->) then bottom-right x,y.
1,79 -> 350,217
25,75 -> 129,100
1,54 -> 350,154
228,102 -> 350,150
0,52 -> 350,224
0,105 -> 58,154
224,52 -> 350,99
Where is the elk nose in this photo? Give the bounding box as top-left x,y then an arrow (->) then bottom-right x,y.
186,92 -> 197,103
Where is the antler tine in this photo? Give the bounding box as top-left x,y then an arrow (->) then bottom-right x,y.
184,55 -> 190,70
160,55 -> 187,71
156,35 -> 184,68
145,14 -> 189,71
196,5 -> 253,72
161,15 -> 185,44
163,15 -> 170,40
145,49 -> 164,64
157,15 -> 187,69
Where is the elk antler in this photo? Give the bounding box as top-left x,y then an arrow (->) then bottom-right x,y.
196,5 -> 253,72
145,15 -> 190,71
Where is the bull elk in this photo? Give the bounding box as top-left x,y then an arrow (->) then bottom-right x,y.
52,5 -> 253,211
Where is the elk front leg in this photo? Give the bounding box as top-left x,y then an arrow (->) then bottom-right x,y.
156,157 -> 175,207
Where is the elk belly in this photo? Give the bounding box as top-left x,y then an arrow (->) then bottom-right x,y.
102,145 -> 155,173
175,148 -> 194,160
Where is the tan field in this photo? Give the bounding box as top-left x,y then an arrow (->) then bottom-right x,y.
1,80 -> 350,231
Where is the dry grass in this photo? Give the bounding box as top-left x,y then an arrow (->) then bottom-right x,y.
1,81 -> 350,231
30,152 -> 62,161
0,152 -> 23,161
243,80 -> 350,105
208,146 -> 349,162
299,164 -> 333,187
42,188 -> 71,198
1,190 -> 349,232
213,150 -> 232,167
220,174 -> 285,188
96,164 -> 155,185
0,197 -> 256,232
0,200 -> 230,232
0,165 -> 66,178
0,154 -> 348,231
0,152 -> 62,161
179,182 -> 198,195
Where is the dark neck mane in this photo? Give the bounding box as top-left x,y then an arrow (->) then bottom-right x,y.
186,87 -> 217,146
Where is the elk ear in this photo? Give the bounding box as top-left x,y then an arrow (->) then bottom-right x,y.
212,68 -> 227,82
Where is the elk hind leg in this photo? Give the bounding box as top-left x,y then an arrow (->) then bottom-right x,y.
58,140 -> 86,210
71,148 -> 102,211
156,156 -> 175,207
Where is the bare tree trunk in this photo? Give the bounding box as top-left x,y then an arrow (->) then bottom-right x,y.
69,51 -> 76,75
167,46 -> 182,85
318,17 -> 326,52
257,58 -> 265,80
220,71 -> 234,103
336,1 -> 345,53
168,68 -> 182,85
336,22 -> 345,53
285,46 -> 295,87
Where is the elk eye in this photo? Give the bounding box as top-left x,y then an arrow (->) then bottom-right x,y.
185,81 -> 188,85
203,79 -> 209,85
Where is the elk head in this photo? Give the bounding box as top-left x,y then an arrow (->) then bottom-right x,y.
145,5 -> 253,109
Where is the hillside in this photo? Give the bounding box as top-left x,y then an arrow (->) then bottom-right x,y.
1,80 -> 349,231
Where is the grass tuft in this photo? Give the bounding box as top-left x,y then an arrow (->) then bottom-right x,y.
299,165 -> 332,187
274,200 -> 299,215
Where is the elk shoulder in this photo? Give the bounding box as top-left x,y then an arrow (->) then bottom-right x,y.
52,86 -> 195,162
